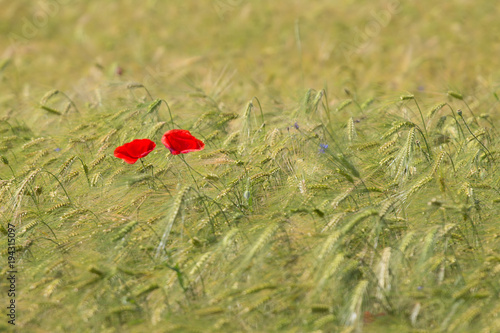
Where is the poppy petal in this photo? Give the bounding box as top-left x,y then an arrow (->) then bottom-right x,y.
114,139 -> 156,164
114,148 -> 139,164
162,129 -> 204,155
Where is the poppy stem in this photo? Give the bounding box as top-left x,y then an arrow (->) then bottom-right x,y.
149,163 -> 157,190
178,155 -> 202,191
178,157 -> 218,237
140,159 -> 156,189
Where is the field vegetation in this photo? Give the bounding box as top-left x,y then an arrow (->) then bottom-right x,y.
1,1 -> 499,332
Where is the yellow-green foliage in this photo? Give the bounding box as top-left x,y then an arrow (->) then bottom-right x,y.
0,1 -> 499,333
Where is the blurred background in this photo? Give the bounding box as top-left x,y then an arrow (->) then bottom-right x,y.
1,0 -> 500,120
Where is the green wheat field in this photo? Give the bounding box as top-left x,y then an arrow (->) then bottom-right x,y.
1,1 -> 499,332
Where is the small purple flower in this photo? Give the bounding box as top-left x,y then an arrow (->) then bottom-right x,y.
54,148 -> 61,152
294,122 -> 299,129
417,286 -> 423,291
319,143 -> 328,153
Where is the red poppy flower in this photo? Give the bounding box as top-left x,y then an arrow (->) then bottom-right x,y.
162,129 -> 205,155
114,139 -> 156,164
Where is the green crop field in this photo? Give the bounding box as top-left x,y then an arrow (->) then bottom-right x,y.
1,1 -> 499,332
